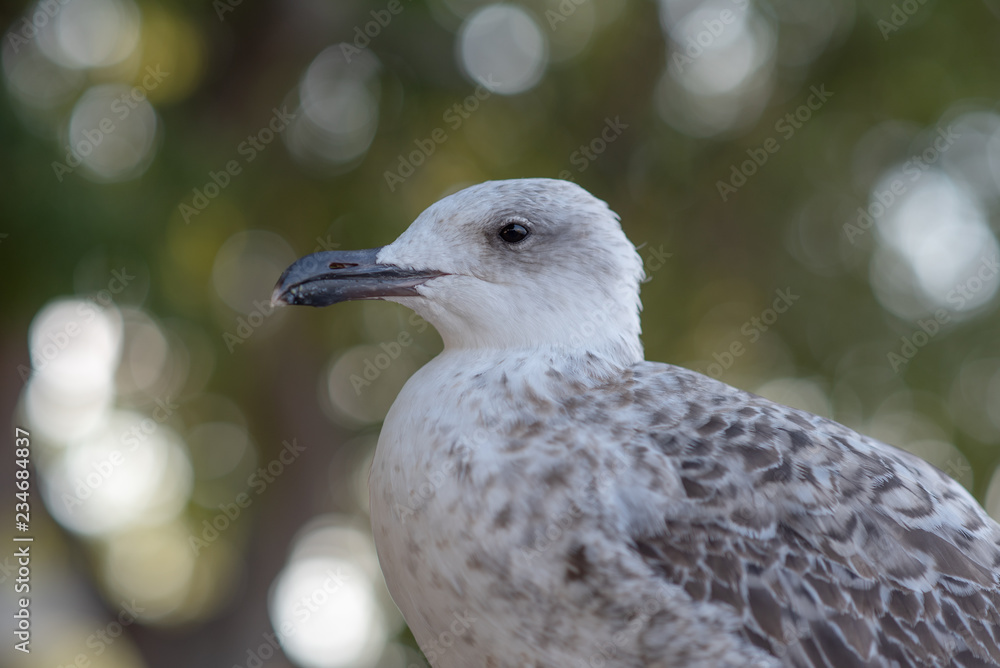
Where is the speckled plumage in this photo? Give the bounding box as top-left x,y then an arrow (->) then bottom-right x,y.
287,179 -> 1000,667
372,354 -> 1000,668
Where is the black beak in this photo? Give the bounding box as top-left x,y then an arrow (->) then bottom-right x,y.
271,248 -> 446,307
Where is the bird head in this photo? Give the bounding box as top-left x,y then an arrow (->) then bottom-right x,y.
273,178 -> 645,367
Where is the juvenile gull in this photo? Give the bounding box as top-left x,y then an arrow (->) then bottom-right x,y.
273,179 -> 1000,668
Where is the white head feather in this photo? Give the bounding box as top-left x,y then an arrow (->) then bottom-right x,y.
377,178 -> 645,369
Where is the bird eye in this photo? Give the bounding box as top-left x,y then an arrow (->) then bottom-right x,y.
499,222 -> 529,243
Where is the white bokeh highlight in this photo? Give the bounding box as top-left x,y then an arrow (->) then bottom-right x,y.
458,3 -> 548,95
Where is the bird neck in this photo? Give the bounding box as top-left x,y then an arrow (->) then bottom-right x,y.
435,335 -> 643,387
427,300 -> 645,378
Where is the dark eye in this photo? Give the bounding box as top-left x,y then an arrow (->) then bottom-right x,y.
498,222 -> 529,243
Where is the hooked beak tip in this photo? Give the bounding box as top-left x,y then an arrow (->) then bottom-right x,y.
272,248 -> 446,308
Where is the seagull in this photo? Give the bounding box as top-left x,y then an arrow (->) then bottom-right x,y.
273,178 -> 1000,668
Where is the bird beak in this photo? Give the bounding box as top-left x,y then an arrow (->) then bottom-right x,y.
271,248 -> 446,308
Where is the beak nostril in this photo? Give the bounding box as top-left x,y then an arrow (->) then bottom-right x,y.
328,262 -> 358,270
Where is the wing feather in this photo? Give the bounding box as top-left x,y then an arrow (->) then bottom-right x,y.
597,362 -> 1000,667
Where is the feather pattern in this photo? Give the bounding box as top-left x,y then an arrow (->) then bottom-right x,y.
371,354 -> 1000,668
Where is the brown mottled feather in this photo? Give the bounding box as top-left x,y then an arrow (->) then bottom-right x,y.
615,363 -> 1000,667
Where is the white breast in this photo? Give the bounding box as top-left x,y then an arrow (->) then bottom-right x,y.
367,351 -> 776,668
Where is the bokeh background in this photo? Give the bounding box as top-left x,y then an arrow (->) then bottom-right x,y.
2,0 -> 1000,666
